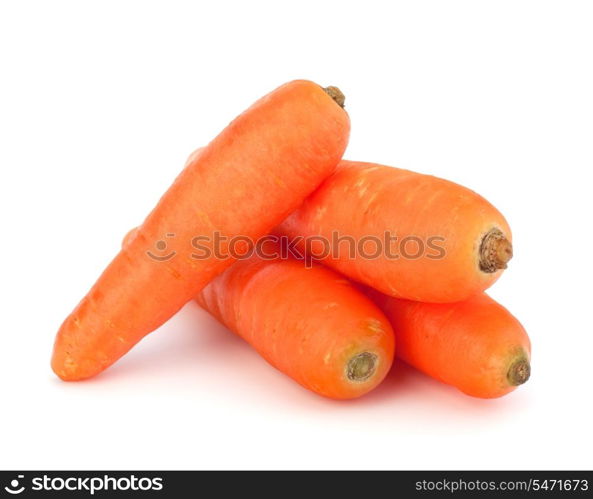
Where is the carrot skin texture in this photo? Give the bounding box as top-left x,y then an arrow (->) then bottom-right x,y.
196,247 -> 395,399
277,160 -> 511,303
52,80 -> 350,381
367,290 -> 531,398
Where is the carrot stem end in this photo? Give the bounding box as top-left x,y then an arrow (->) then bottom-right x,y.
347,352 -> 378,382
323,86 -> 346,108
479,229 -> 513,273
507,357 -> 531,386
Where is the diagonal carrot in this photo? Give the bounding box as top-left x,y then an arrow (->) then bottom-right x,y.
52,80 -> 350,381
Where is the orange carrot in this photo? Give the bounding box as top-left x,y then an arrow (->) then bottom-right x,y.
52,80 -> 350,381
366,289 -> 531,398
277,160 -> 512,303
197,242 -> 395,399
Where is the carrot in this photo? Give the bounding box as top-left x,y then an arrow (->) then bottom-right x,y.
276,160 -> 512,303
366,289 -> 531,398
196,242 -> 395,399
52,80 -> 350,381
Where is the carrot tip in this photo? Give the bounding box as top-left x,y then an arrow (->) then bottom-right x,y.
323,86 -> 346,108
346,352 -> 377,382
479,228 -> 513,273
507,357 -> 531,386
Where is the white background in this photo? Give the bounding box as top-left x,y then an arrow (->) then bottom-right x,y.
1,1 -> 592,470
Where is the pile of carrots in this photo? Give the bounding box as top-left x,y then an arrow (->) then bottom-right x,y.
52,80 -> 531,400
